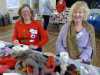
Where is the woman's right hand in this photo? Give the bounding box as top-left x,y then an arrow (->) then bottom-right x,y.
13,40 -> 20,45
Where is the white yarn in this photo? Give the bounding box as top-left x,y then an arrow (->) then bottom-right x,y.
59,52 -> 69,74
60,52 -> 69,64
12,45 -> 29,52
0,41 -> 6,48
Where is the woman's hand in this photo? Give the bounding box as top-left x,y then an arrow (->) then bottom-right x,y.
29,45 -> 39,49
13,40 -> 20,45
75,59 -> 82,62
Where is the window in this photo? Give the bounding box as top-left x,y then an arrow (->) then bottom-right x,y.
6,0 -> 19,9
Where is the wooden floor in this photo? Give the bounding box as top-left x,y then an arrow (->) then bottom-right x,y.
0,24 -> 100,67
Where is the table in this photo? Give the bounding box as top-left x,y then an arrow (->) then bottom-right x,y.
0,40 -> 100,75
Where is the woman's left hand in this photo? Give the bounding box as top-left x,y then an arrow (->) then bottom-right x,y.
29,45 -> 39,49
75,59 -> 82,62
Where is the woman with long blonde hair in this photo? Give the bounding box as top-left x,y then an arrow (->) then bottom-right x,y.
56,1 -> 96,64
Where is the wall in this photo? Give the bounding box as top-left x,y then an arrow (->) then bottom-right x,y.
0,0 -> 29,23
39,0 -> 56,10
0,0 -> 7,15
50,0 -> 56,9
0,0 -> 28,15
0,0 -> 56,15
0,0 -> 56,22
